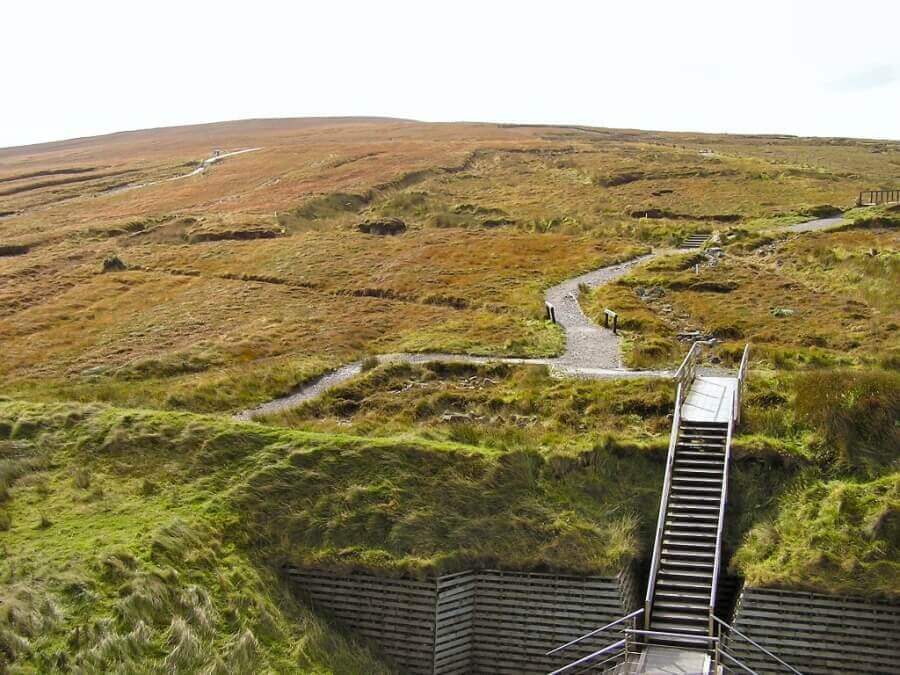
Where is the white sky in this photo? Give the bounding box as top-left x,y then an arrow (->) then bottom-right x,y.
2,0 -> 899,148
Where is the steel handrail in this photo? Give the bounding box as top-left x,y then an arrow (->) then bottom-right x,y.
624,628 -> 717,644
713,615 -> 803,674
734,343 -> 750,424
708,404 -> 734,635
719,648 -> 761,674
674,340 -> 703,391
644,380 -> 683,626
545,608 -> 643,656
547,639 -> 626,675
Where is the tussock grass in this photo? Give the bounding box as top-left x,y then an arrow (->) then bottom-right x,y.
261,362 -> 675,450
732,474 -> 899,599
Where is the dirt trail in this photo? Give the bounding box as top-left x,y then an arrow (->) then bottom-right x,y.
233,252 -> 673,421
108,147 -> 263,195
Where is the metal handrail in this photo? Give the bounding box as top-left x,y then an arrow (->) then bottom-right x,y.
733,343 -> 750,425
713,615 -> 803,674
545,608 -> 643,656
547,639 -> 626,675
708,407 -> 734,635
674,340 -> 703,391
719,648 -> 761,674
644,380 -> 683,626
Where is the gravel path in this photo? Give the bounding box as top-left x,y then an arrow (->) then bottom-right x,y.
784,215 -> 847,233
233,253 -> 671,421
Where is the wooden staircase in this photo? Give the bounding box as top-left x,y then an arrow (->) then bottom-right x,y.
643,341 -> 747,656
648,418 -> 729,643
681,233 -> 710,249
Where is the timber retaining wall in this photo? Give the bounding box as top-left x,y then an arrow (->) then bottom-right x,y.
725,587 -> 900,674
286,566 -> 640,674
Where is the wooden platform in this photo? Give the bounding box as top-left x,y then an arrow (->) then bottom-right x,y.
680,376 -> 737,423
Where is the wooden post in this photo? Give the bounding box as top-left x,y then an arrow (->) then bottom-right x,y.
604,309 -> 618,334
545,302 -> 556,324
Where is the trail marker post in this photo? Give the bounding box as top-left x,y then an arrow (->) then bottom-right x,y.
603,308 -> 619,334
546,302 -> 557,323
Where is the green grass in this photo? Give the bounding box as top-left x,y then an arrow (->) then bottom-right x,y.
732,474 -> 899,598
261,362 -> 675,452
6,387 -> 871,670
0,397 -> 669,671
0,406 -> 390,672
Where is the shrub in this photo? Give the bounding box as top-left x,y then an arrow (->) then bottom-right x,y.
101,255 -> 127,272
73,467 -> 91,489
360,356 -> 379,373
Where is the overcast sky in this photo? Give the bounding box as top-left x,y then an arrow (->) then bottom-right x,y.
3,0 -> 899,148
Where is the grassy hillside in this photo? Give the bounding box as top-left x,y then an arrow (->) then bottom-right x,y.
2,120 -> 898,413
0,120 -> 898,668
1,370 -> 896,671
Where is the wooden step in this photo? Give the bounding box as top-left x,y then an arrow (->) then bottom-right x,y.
646,623 -> 710,642
653,600 -> 708,613
656,574 -> 711,587
659,558 -> 714,569
664,529 -> 716,539
669,494 -> 721,503
671,480 -> 722,490
673,467 -> 723,476
663,537 -> 716,548
679,432 -> 727,440
655,590 -> 711,602
675,458 -> 724,467
678,450 -> 725,459
661,548 -> 715,559
666,510 -> 719,520
672,483 -> 722,495
677,441 -> 726,450
651,610 -> 708,624
657,569 -> 713,581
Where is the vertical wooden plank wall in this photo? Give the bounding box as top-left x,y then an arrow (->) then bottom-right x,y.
287,566 -> 640,674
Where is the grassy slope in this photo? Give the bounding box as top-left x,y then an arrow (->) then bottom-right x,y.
5,386 -> 870,670
0,122 -> 898,668
2,123 -> 897,414
0,397 -> 665,671
261,361 -> 900,598
585,220 -> 899,371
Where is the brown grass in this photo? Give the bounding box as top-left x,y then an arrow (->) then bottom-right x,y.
1,119 -> 898,411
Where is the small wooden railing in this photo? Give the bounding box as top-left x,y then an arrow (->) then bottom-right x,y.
858,189 -> 900,206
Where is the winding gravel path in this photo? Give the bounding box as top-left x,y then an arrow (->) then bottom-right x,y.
784,215 -> 847,233
233,210 -> 863,421
234,252 -> 671,421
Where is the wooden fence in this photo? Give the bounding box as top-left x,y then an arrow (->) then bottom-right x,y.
725,587 -> 900,674
858,189 -> 900,206
286,566 -> 640,674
